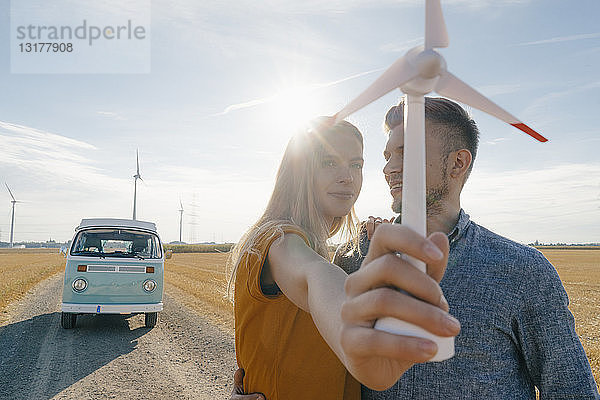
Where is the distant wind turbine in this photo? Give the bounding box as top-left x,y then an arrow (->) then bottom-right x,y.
5,183 -> 21,248
334,0 -> 546,361
132,149 -> 143,220
178,199 -> 184,243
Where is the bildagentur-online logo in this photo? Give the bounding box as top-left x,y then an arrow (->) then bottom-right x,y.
15,19 -> 147,46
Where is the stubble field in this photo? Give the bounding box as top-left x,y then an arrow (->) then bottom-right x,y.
0,248 -> 64,324
538,249 -> 600,383
0,248 -> 598,389
164,252 -> 234,329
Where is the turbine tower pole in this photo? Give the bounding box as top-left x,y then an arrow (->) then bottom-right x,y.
133,178 -> 137,220
9,200 -> 15,248
178,200 -> 184,243
179,210 -> 183,242
132,149 -> 142,221
402,94 -> 427,267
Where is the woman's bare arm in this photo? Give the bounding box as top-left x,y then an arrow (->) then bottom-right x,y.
266,226 -> 461,390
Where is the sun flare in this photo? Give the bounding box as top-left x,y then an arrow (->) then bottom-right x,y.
265,85 -> 329,138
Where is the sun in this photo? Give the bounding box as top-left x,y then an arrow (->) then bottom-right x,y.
266,84 -> 328,137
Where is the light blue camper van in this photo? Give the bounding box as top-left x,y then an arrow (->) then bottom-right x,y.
61,218 -> 166,329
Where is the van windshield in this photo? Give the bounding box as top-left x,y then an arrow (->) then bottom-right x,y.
70,229 -> 162,259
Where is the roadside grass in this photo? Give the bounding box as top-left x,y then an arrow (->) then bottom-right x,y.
0,250 -> 65,324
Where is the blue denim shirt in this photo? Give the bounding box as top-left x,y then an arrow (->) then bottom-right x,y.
333,210 -> 599,399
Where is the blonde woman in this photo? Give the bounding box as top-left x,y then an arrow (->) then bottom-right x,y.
228,118 -> 456,400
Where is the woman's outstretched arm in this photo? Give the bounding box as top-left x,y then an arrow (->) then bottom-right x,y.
267,224 -> 460,390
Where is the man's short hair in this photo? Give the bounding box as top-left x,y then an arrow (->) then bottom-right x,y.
384,97 -> 480,179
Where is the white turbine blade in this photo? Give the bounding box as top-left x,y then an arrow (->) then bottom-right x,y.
435,71 -> 548,142
425,0 -> 449,50
335,56 -> 417,123
180,200 -> 183,211
5,183 -> 16,201
136,149 -> 140,175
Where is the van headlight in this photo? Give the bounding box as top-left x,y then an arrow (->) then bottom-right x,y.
143,279 -> 157,292
72,278 -> 88,292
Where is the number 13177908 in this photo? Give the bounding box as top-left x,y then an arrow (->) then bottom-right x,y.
19,42 -> 73,52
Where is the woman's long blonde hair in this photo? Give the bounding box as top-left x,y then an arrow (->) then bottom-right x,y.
226,118 -> 363,300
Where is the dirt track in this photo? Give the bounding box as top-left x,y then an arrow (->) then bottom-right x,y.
0,273 -> 236,399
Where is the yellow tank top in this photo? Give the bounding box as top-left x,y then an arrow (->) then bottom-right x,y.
234,224 -> 360,400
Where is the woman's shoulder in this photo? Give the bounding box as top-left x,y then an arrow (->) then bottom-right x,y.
254,221 -> 309,249
234,221 -> 310,301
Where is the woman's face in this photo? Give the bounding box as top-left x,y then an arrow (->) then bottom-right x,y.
313,132 -> 363,224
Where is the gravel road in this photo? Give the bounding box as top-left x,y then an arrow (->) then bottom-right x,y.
0,273 -> 237,400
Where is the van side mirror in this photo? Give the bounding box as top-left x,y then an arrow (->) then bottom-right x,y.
165,249 -> 173,259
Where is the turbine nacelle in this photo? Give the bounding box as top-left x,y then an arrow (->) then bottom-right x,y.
401,47 -> 446,95
413,48 -> 445,80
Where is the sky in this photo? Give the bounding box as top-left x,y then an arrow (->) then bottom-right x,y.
0,0 -> 599,245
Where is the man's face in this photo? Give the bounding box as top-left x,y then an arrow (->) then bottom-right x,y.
382,123 -> 449,216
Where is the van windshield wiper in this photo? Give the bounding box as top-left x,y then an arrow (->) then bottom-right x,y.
107,251 -> 146,259
71,250 -> 106,258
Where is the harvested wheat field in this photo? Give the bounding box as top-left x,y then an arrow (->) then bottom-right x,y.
164,252 -> 233,329
539,248 -> 600,385
0,248 -> 64,324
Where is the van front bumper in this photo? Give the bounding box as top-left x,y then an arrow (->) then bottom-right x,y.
61,302 -> 163,314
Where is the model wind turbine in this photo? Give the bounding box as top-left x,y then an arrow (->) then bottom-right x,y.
5,183 -> 20,248
132,149 -> 143,220
178,199 -> 184,243
334,0 -> 546,361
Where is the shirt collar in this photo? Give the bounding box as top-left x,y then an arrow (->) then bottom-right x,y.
393,209 -> 470,245
448,209 -> 470,244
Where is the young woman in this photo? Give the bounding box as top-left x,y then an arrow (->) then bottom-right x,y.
227,118 -> 456,400
228,118 -> 364,400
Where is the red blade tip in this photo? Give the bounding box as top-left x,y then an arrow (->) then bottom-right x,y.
511,123 -> 548,142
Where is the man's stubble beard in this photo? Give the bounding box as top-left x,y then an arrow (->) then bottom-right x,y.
391,168 -> 449,218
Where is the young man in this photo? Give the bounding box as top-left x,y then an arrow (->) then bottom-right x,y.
340,97 -> 598,399
232,97 -> 599,399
